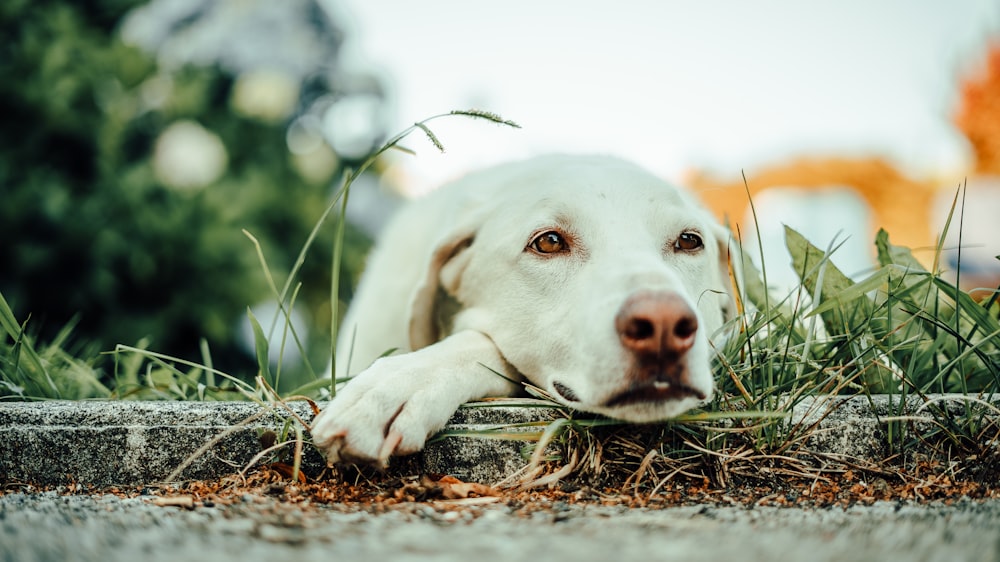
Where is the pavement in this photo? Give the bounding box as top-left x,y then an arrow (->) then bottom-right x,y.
1,395 -> 998,562
1,492 -> 997,562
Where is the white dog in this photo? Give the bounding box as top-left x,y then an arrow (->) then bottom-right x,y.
311,155 -> 734,466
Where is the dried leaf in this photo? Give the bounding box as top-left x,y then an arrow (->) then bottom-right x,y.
421,474 -> 497,499
267,462 -> 308,484
152,495 -> 194,509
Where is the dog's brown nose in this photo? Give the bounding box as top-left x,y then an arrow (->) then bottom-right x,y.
615,291 -> 698,358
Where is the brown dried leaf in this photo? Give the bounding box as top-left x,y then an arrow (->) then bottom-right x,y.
421,475 -> 497,499
152,495 -> 195,509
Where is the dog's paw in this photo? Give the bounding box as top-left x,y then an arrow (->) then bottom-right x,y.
309,330 -> 521,467
309,356 -> 458,467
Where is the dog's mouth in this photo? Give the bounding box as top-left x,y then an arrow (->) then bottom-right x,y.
604,380 -> 706,408
605,360 -> 707,408
552,377 -> 706,409
552,381 -> 582,403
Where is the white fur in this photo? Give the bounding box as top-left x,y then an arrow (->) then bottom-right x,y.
311,155 -> 733,466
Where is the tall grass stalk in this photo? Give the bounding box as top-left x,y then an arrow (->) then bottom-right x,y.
323,110 -> 521,395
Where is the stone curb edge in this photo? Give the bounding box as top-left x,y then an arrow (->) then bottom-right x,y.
1,394 -> 995,487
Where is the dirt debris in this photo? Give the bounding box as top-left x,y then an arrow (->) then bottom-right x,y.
5,457 -> 996,517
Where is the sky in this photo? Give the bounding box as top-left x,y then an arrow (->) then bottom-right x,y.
329,0 -> 999,190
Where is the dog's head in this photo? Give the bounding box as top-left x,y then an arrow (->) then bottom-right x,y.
409,155 -> 734,422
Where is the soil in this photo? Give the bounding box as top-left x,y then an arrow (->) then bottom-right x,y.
6,457 -> 996,515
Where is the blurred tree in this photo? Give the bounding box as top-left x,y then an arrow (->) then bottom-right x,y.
0,0 -> 380,386
955,44 -> 1000,176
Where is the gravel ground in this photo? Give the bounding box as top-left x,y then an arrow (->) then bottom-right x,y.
1,493 -> 998,562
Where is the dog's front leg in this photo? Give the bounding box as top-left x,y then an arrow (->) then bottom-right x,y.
310,329 -> 521,467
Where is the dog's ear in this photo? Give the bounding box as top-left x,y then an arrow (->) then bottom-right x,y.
407,229 -> 477,350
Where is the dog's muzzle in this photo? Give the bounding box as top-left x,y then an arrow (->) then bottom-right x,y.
552,290 -> 706,409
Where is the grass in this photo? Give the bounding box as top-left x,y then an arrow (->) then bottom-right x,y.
1,111 -> 998,489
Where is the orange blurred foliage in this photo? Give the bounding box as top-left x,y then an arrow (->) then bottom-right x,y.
689,43 -> 1000,263
688,158 -> 937,255
955,44 -> 1000,175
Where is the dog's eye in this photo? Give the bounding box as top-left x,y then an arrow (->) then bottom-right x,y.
529,231 -> 569,254
675,232 -> 703,252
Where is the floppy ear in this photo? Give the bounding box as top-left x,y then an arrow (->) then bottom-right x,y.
407,229 -> 477,350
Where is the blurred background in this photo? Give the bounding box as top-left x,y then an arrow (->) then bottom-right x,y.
2,0 -> 998,391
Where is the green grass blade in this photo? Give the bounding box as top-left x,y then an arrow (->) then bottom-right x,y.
246,308 -> 272,385
807,268 -> 889,318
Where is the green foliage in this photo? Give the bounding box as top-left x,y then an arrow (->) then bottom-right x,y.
0,0 -> 371,390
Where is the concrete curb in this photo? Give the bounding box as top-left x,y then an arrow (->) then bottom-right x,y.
1,394 -> 995,487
